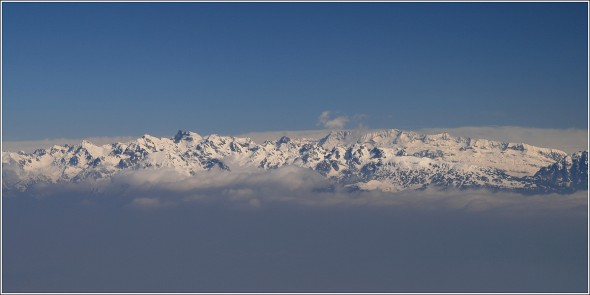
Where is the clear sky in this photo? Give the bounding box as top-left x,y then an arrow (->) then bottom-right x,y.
2,2 -> 588,140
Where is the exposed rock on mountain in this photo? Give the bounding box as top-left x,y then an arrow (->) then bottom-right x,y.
532,151 -> 588,193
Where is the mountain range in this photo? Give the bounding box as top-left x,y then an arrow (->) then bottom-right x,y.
2,129 -> 587,194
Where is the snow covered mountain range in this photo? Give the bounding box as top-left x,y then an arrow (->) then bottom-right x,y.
2,129 -> 588,194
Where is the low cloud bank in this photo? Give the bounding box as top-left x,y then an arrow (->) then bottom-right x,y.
4,165 -> 587,293
8,166 -> 587,214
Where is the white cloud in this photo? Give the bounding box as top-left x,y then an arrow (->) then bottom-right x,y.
317,111 -> 349,129
318,111 -> 331,124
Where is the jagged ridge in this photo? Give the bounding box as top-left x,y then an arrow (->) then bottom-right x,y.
2,129 -> 586,193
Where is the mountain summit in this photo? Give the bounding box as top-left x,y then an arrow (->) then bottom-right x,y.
2,129 -> 587,194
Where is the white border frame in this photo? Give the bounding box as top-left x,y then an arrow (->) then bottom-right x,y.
0,1 -> 588,294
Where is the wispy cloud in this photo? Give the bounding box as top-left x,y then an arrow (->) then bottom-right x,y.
317,111 -> 349,129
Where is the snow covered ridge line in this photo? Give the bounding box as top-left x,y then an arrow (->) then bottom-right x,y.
2,129 -> 588,194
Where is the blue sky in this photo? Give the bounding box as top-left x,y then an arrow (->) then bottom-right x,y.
2,2 -> 588,140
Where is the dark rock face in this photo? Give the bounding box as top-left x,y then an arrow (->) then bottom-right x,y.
203,158 -> 230,171
533,151 -> 588,193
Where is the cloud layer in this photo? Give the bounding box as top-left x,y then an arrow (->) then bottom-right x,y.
9,166 -> 587,215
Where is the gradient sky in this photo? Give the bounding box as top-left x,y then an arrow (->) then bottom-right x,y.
2,2 -> 588,140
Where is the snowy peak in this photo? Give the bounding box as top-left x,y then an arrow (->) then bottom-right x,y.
174,130 -> 202,143
361,129 -> 420,145
319,130 -> 357,149
276,136 -> 291,145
